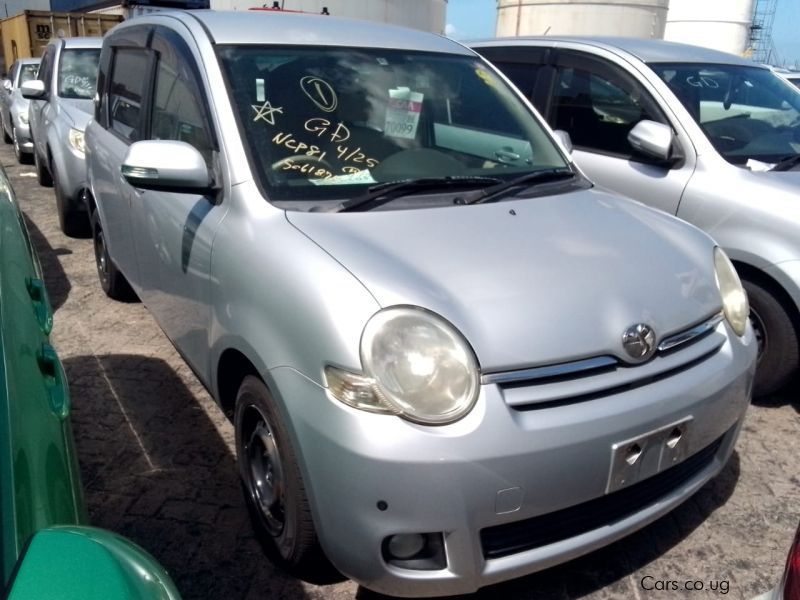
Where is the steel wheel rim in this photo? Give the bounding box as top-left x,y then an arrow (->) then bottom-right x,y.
245,411 -> 285,536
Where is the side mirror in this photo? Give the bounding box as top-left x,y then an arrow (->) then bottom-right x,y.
122,140 -> 212,193
553,129 -> 573,155
627,120 -> 674,162
20,80 -> 45,99
2,79 -> 12,92
5,526 -> 181,599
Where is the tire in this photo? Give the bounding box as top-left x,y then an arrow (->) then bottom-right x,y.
744,279 -> 799,397
235,376 -> 319,571
91,210 -> 136,301
34,146 -> 53,187
11,126 -> 30,164
2,114 -> 11,144
53,162 -> 90,238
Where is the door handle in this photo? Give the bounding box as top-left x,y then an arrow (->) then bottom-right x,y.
495,148 -> 521,163
26,277 -> 53,335
37,343 -> 70,420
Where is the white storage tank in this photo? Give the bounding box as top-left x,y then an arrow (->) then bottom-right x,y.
496,0 -> 670,38
664,0 -> 756,56
209,0 -> 447,34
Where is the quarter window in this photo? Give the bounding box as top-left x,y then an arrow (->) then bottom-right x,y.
108,48 -> 149,142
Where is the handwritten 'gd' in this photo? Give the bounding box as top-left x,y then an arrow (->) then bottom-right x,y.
305,118 -> 351,143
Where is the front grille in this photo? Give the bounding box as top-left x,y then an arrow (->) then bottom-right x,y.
480,432 -> 725,559
483,313 -> 725,411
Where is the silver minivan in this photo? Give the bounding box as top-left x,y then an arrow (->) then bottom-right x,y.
86,12 -> 756,597
0,58 -> 40,163
473,37 -> 800,397
22,37 -> 102,237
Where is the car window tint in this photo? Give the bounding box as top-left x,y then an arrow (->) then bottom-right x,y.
58,48 -> 100,99
39,46 -> 55,93
150,30 -> 214,164
489,61 -> 540,101
551,54 -> 666,158
109,48 -> 148,142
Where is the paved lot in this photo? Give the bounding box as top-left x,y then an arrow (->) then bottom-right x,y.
3,140 -> 799,600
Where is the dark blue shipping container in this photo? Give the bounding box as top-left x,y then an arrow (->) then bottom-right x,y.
49,0 -> 209,11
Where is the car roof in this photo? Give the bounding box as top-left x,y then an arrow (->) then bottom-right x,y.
150,9 -> 471,55
60,36 -> 103,49
470,36 -> 761,67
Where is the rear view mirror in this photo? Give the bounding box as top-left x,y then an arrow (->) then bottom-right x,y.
122,140 -> 212,193
2,79 -> 12,92
20,80 -> 45,99
5,526 -> 181,599
627,120 -> 674,162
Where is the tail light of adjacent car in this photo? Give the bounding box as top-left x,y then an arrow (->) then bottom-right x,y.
782,522 -> 800,600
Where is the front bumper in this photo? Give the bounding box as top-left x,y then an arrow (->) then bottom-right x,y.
271,321 -> 756,597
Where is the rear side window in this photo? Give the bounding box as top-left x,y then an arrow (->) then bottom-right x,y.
108,48 -> 149,142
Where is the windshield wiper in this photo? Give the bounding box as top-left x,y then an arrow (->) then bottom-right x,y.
316,176 -> 502,213
466,168 -> 577,205
771,154 -> 800,172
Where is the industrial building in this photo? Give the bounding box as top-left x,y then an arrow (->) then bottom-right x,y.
496,0 -> 778,60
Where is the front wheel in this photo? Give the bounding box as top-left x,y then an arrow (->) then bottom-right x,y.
34,147 -> 53,187
54,163 -> 90,238
744,279 -> 799,396
91,210 -> 136,301
234,376 -> 319,570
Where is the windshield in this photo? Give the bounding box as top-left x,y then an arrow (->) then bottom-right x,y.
18,63 -> 39,86
58,49 -> 100,99
651,63 -> 800,166
217,46 -> 568,203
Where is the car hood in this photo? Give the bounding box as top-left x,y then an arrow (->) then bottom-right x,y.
56,98 -> 93,130
287,189 -> 721,373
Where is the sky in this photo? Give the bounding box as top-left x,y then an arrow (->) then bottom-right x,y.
446,0 -> 800,67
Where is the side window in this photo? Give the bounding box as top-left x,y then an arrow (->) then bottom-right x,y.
38,46 -> 55,94
551,53 -> 668,158
108,48 -> 150,143
150,29 -> 215,165
490,62 -> 540,101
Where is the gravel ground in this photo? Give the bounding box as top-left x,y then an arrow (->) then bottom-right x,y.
3,140 -> 798,600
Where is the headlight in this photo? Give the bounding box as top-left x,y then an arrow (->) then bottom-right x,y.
68,128 -> 85,154
714,247 -> 748,336
18,112 -> 28,125
326,306 -> 480,425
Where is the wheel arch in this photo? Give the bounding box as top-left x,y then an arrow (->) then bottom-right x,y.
732,260 -> 800,332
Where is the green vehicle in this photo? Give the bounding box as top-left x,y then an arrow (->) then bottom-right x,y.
0,165 -> 181,599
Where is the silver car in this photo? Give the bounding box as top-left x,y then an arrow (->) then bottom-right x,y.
22,37 -> 102,237
86,12 -> 756,597
473,38 -> 800,397
0,58 -> 40,163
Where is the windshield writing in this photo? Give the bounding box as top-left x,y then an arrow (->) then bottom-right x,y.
218,46 -> 567,203
652,63 -> 800,166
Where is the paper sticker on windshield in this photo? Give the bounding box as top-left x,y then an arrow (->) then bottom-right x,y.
475,68 -> 494,87
256,78 -> 265,102
385,88 -> 423,139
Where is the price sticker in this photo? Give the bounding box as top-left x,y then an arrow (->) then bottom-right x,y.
385,87 -> 424,140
